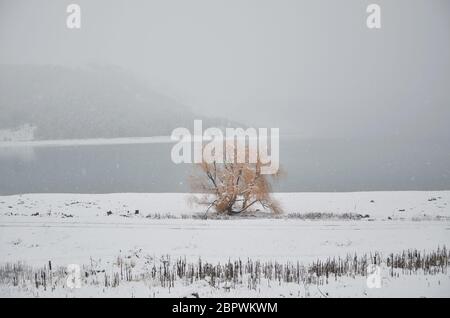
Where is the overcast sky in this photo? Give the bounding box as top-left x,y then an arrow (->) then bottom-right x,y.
1,0 -> 449,139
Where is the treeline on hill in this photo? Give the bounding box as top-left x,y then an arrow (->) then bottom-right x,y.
0,64 -> 240,140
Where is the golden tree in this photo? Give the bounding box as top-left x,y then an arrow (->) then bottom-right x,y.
190,144 -> 282,215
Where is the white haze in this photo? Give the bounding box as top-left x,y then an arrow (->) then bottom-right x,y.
0,0 -> 449,139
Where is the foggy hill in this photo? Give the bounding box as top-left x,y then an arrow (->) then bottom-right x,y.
0,65 -> 238,140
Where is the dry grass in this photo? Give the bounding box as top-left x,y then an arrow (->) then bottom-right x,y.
0,247 -> 448,293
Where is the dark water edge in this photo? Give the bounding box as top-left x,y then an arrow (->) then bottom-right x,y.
0,137 -> 449,195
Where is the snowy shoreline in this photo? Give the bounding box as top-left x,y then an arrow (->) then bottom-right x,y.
1,191 -> 449,297
0,136 -> 173,148
1,191 -> 449,220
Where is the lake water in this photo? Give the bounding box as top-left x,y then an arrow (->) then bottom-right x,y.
0,137 -> 449,195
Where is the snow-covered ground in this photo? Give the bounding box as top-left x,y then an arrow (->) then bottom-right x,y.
0,124 -> 36,142
1,191 -> 449,219
0,191 -> 449,297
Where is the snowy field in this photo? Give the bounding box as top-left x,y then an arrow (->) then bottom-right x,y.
0,191 -> 449,297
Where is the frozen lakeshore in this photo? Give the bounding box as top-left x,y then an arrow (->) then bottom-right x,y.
0,191 -> 449,297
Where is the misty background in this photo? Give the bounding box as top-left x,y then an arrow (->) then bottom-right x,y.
0,0 -> 449,194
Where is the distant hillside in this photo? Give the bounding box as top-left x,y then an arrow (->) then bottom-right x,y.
0,65 -> 238,140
